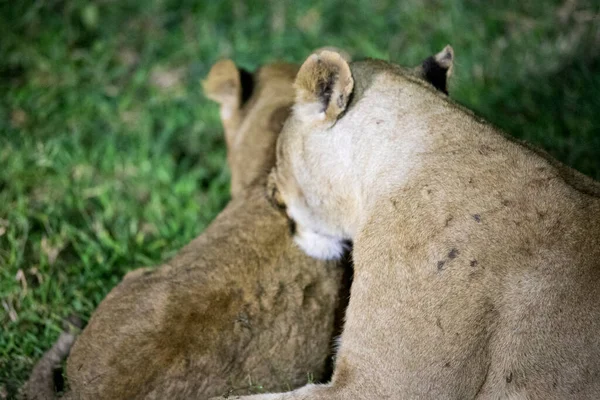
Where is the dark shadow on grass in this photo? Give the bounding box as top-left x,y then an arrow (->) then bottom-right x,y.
474,58 -> 600,180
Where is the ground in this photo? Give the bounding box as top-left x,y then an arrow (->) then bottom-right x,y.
1,0 -> 599,397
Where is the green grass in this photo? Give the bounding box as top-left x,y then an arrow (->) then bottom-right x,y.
1,0 -> 599,397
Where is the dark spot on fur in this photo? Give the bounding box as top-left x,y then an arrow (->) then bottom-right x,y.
444,362 -> 451,368
518,245 -> 533,256
506,372 -> 513,383
239,68 -> 254,105
437,260 -> 446,271
537,210 -> 547,220
376,119 -> 384,125
436,317 -> 444,333
444,216 -> 454,227
478,145 -> 493,156
502,199 -> 512,207
235,311 -> 251,329
407,242 -> 420,251
422,56 -> 449,94
448,248 -> 459,259
470,260 -> 478,268
473,214 -> 481,223
468,177 -> 474,184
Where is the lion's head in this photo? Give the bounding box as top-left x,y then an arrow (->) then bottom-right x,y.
268,46 -> 454,259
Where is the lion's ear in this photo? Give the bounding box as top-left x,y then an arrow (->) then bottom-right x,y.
203,59 -> 240,106
203,59 -> 254,109
203,59 -> 255,139
312,46 -> 352,62
417,45 -> 454,94
293,50 -> 354,124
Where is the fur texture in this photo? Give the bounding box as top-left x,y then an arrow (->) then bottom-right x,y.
218,48 -> 600,400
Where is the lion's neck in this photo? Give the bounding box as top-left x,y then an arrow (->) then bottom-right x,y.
308,79 -> 476,239
342,115 -> 439,235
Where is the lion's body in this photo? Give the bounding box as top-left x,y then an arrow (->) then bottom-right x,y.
65,186 -> 343,400
23,61 -> 348,400
226,51 -> 600,399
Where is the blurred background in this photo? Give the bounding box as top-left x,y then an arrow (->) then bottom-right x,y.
0,0 -> 599,396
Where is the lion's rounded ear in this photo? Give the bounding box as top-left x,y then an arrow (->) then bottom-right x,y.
417,45 -> 454,94
203,59 -> 255,105
202,59 -> 241,106
293,50 -> 354,124
313,46 -> 352,62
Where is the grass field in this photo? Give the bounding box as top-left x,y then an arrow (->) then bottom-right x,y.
1,0 -> 599,397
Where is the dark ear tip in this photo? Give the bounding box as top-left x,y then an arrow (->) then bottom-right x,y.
422,58 -> 449,95
202,59 -> 241,104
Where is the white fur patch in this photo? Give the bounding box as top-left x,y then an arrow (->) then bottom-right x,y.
294,228 -> 347,260
220,106 -> 233,120
293,101 -> 325,123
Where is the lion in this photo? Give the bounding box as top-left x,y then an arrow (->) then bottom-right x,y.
22,58 -> 350,400
215,47 -> 600,400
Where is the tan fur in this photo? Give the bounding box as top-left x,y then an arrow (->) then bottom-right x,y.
219,49 -> 600,399
23,60 -> 349,399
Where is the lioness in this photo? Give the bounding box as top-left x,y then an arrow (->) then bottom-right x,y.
22,59 -> 349,399
218,48 -> 600,399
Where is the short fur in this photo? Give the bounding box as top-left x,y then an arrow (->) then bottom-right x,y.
219,48 -> 600,399
23,60 -> 349,400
